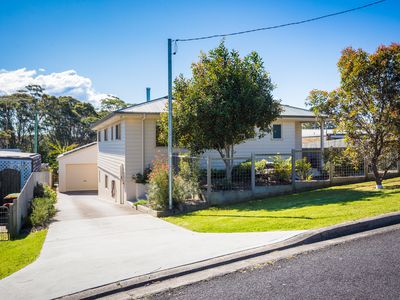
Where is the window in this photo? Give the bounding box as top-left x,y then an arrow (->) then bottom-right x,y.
111,180 -> 116,198
104,128 -> 108,141
105,175 -> 108,188
115,124 -> 121,140
111,126 -> 114,140
272,124 -> 282,139
98,131 -> 101,142
156,121 -> 167,147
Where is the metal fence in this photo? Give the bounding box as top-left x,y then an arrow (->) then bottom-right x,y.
2,171 -> 51,239
0,206 -> 9,241
173,149 -> 400,198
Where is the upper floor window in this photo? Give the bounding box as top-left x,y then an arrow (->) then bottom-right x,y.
104,128 -> 108,141
115,124 -> 121,140
105,175 -> 108,188
156,121 -> 167,147
98,131 -> 101,142
111,126 -> 114,140
272,124 -> 282,139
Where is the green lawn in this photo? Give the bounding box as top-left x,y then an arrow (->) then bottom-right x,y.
165,177 -> 400,232
0,230 -> 47,279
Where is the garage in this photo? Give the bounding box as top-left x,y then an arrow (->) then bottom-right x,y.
57,142 -> 98,193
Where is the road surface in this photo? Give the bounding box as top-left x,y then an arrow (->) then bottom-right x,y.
150,227 -> 400,300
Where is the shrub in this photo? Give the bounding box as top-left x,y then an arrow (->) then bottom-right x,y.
148,160 -> 169,210
132,166 -> 152,184
295,157 -> 313,181
133,199 -> 148,207
33,183 -> 45,198
148,158 -> 201,210
30,197 -> 56,227
177,156 -> 200,198
232,161 -> 252,178
231,159 -> 268,179
44,184 -> 57,203
255,159 -> 268,173
271,156 -> 292,183
172,175 -> 191,205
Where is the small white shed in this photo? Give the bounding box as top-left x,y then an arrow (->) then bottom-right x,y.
57,142 -> 98,193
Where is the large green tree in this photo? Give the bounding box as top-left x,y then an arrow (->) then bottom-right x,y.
306,43 -> 400,188
159,41 -> 281,181
98,96 -> 129,118
0,86 -> 102,163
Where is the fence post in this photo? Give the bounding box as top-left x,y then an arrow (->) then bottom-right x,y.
251,153 -> 255,194
291,149 -> 296,192
329,160 -> 333,185
207,156 -> 212,197
364,157 -> 369,180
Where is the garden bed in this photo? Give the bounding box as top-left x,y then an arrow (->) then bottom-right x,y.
133,200 -> 210,217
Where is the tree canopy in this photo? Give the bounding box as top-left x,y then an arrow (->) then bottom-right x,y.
0,87 -> 128,166
159,41 -> 281,180
306,43 -> 400,187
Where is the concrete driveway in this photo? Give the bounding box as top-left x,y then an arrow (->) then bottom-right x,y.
0,192 -> 306,300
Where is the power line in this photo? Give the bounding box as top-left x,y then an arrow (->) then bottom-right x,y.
175,0 -> 386,42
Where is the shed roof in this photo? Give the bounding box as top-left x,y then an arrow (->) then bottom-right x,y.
0,151 -> 40,160
57,142 -> 97,159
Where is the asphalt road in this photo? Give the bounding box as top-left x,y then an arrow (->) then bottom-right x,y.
149,228 -> 400,300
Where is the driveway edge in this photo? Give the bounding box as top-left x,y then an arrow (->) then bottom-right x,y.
59,211 -> 400,300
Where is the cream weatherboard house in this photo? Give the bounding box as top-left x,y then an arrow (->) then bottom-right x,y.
90,96 -> 318,204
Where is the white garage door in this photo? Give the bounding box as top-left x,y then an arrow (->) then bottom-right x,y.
66,164 -> 98,191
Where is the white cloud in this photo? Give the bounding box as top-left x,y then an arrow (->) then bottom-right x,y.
0,68 -> 111,105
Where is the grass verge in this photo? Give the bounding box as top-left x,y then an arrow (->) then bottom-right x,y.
164,177 -> 400,232
0,230 -> 47,279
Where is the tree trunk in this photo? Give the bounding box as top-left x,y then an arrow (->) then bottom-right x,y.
218,145 -> 234,185
371,160 -> 383,189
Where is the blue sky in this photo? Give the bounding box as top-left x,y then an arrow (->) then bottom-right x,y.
0,0 -> 399,107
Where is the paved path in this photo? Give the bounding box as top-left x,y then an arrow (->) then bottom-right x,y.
0,193 -> 305,300
151,227 -> 400,300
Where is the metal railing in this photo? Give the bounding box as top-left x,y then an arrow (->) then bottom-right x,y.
172,150 -> 400,198
0,206 -> 9,241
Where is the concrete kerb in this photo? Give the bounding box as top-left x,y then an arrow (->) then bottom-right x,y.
58,211 -> 400,300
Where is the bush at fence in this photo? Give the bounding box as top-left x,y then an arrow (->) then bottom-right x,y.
271,156 -> 292,184
30,197 -> 56,227
148,160 -> 169,210
30,184 -> 57,228
148,159 -> 200,210
295,157 -> 312,181
324,148 -> 362,177
231,159 -> 268,178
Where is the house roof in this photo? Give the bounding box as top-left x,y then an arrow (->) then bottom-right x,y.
92,96 -> 317,129
0,150 -> 40,160
119,97 -> 317,117
57,142 -> 97,159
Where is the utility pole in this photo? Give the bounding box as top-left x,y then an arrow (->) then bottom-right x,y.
34,110 -> 38,153
167,38 -> 173,210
